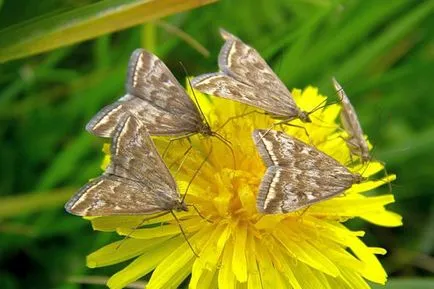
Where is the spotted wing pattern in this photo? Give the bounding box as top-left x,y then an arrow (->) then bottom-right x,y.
86,49 -> 206,137
192,29 -> 304,120
252,129 -> 361,213
65,116 -> 181,216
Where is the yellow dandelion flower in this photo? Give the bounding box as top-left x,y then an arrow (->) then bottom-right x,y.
87,83 -> 402,289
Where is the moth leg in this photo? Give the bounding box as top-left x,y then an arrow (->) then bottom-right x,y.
186,204 -> 212,223
378,160 -> 393,194
170,210 -> 199,257
274,119 -> 311,142
162,133 -> 195,159
170,142 -> 193,177
212,132 -> 237,170
116,211 -> 171,249
310,114 -> 341,130
215,109 -> 264,132
181,145 -> 212,203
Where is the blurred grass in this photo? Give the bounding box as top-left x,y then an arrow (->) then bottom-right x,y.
0,0 -> 433,288
0,0 -> 216,62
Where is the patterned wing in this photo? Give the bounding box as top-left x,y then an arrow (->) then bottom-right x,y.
332,78 -> 370,161
106,115 -> 178,192
253,129 -> 361,213
191,72 -> 297,117
257,166 -> 358,214
66,115 -> 180,216
65,175 -> 166,216
253,129 -> 349,169
126,49 -> 204,125
217,30 -> 300,112
86,49 -> 206,138
86,94 -> 203,137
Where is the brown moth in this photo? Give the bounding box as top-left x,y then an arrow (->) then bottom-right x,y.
332,77 -> 370,163
252,129 -> 363,214
65,115 -> 187,216
86,49 -> 212,138
191,29 -> 311,124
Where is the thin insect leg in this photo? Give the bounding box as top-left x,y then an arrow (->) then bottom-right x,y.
380,161 -> 393,194
215,109 -> 264,132
170,210 -> 199,258
296,206 -> 310,219
186,204 -> 212,223
365,157 -> 393,194
162,139 -> 174,159
213,132 -> 236,170
254,125 -> 274,145
181,146 -> 213,203
168,141 -> 193,173
174,145 -> 193,177
116,211 -> 171,249
310,114 -> 342,130
275,120 -> 311,141
162,133 -> 195,159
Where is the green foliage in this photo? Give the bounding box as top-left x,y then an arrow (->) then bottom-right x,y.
0,0 -> 433,288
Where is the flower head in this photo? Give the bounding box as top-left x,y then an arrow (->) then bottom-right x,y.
87,84 -> 401,289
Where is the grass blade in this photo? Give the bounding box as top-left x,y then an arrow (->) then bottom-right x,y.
0,0 -> 217,63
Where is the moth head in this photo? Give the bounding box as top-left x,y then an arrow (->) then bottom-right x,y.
361,151 -> 371,164
199,122 -> 213,136
299,111 -> 312,123
353,173 -> 365,184
174,200 -> 189,212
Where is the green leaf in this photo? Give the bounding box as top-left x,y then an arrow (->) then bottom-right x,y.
0,188 -> 74,217
372,279 -> 434,289
0,0 -> 218,63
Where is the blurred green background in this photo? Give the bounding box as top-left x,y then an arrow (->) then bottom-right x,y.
0,0 -> 433,288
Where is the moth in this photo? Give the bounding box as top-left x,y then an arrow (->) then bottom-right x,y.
191,29 -> 312,124
332,78 -> 370,163
252,129 -> 363,214
86,49 -> 212,139
65,115 -> 187,216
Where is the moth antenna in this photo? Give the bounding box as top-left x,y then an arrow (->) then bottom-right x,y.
170,210 -> 199,258
179,62 -> 211,132
116,211 -> 171,249
181,146 -> 212,203
212,132 -> 237,170
308,98 -> 336,116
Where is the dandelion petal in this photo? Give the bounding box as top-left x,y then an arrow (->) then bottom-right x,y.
107,236 -> 183,289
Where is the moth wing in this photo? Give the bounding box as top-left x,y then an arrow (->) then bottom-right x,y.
126,49 -> 204,125
217,30 -> 299,112
333,78 -> 370,159
86,95 -> 203,137
191,72 -> 296,117
257,166 -> 355,214
65,175 -> 166,216
107,115 -> 178,195
253,129 -> 349,169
